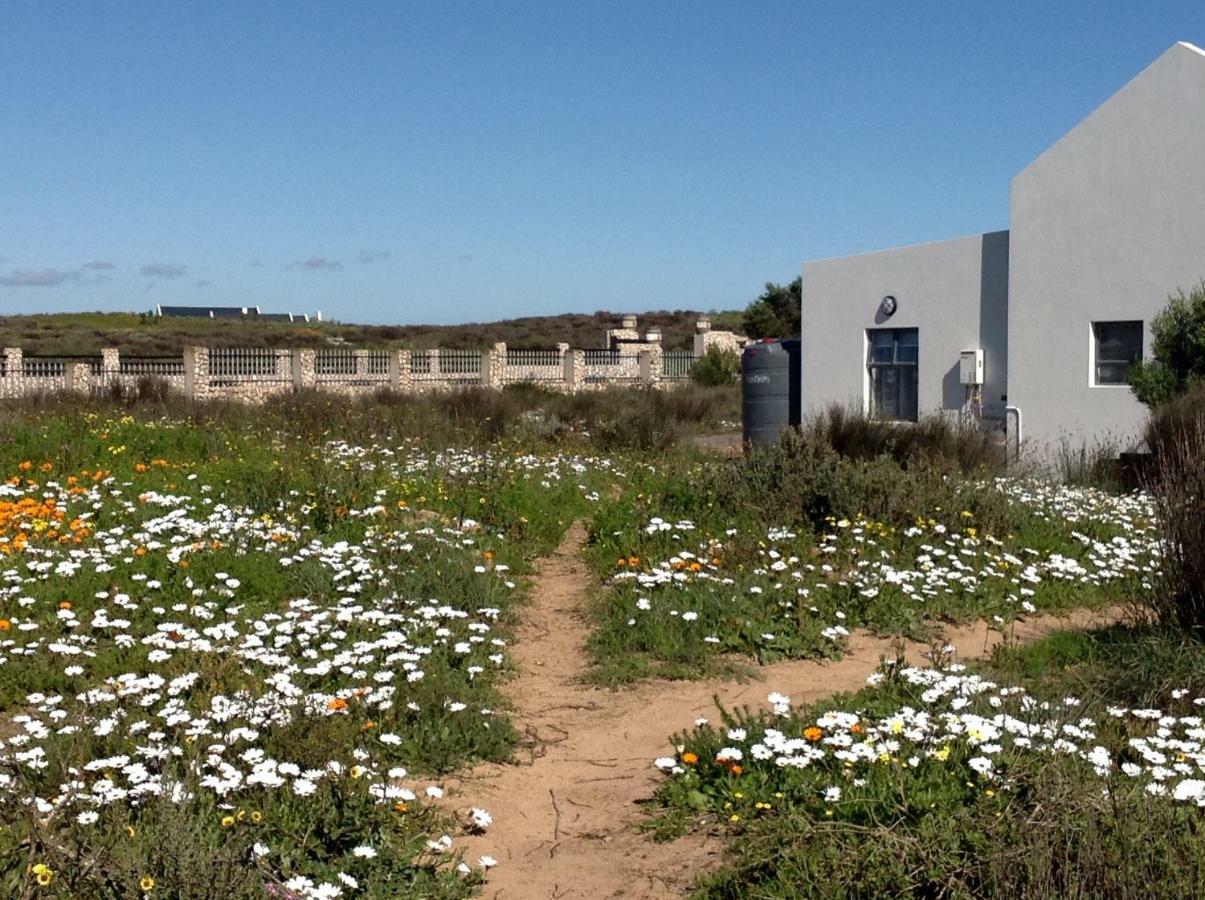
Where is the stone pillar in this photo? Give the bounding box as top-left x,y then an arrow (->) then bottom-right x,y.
639,348 -> 660,386
483,342 -> 506,388
292,349 -> 316,392
556,342 -> 569,361
428,349 -> 441,387
693,318 -> 712,356
63,360 -> 91,393
2,348 -> 22,400
353,349 -> 370,378
182,347 -> 209,400
96,347 -> 119,393
388,349 -> 412,393
563,349 -> 584,393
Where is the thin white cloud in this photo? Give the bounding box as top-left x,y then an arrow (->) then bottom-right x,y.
140,262 -> 188,279
0,267 -> 79,287
288,255 -> 344,272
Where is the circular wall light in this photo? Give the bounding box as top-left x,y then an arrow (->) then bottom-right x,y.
880,295 -> 898,317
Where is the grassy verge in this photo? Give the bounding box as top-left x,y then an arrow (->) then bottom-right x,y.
648,623 -> 1205,898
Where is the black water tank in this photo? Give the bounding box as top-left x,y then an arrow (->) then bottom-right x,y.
741,339 -> 801,447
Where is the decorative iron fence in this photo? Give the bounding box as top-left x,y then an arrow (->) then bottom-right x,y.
208,348 -> 290,383
503,348 -> 562,384
19,357 -> 71,391
315,349 -> 356,376
661,351 -> 699,381
119,357 -> 186,378
411,350 -> 482,385
583,350 -> 643,385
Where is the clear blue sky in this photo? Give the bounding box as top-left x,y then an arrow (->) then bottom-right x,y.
2,1 -> 1203,324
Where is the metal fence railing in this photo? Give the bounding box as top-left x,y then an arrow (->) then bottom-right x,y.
661,351 -> 699,381
19,357 -> 71,391
315,349 -> 356,376
0,343 -> 705,399
503,348 -> 562,384
411,350 -> 482,385
366,350 -> 390,376
208,348 -> 290,382
583,350 -> 642,385
119,357 -> 186,378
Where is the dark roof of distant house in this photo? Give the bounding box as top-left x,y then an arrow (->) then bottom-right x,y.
157,305 -> 254,318
156,305 -> 309,322
157,305 -> 263,319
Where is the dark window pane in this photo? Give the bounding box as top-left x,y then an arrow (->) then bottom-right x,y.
866,328 -> 919,420
1095,361 -> 1132,385
868,330 -> 894,363
1093,321 -> 1142,384
900,366 -> 919,421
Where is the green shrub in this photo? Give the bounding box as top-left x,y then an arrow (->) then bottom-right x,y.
690,346 -> 740,386
1129,282 -> 1205,407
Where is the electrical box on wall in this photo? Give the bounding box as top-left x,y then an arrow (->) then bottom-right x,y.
959,349 -> 984,385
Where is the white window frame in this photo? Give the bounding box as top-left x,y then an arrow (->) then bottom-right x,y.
1088,320 -> 1143,388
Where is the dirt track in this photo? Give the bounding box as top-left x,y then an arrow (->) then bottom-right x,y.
452,522 -> 1118,899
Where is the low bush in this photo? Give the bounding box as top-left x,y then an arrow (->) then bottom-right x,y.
808,405 -> 1006,474
1054,435 -> 1123,490
701,428 -> 1016,535
1146,420 -> 1205,635
690,346 -> 740,386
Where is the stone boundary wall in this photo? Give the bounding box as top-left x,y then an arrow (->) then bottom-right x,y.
0,344 -> 703,404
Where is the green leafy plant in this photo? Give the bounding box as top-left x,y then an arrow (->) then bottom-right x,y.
1129,282 -> 1205,407
689,346 -> 740,386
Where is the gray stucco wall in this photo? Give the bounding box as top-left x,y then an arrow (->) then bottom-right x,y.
800,231 -> 1010,422
1009,42 -> 1205,457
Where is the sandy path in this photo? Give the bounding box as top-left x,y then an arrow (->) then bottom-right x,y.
452,522 -> 1119,899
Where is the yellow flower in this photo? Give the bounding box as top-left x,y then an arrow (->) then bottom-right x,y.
126,825 -> 136,837
140,875 -> 155,892
221,815 -> 235,828
250,810 -> 263,823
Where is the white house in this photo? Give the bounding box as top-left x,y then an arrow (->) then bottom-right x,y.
800,41 -> 1205,458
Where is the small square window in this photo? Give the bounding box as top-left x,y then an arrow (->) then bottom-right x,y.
1091,321 -> 1142,386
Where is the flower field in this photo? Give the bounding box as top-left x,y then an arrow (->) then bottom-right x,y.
585,449 -> 1161,682
0,411 -> 620,898
649,626 -> 1205,896
0,394 -> 1201,898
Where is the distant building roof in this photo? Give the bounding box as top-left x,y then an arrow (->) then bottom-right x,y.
155,305 -> 309,322
156,305 -> 259,319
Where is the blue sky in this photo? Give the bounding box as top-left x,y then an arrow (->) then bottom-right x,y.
2,1 -> 1203,324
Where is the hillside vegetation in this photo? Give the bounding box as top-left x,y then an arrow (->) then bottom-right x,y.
0,309 -> 745,357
